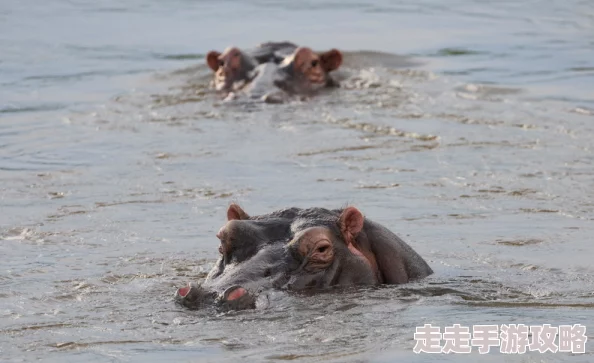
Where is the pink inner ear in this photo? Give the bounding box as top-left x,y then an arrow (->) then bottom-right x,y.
177,285 -> 191,297
226,287 -> 247,301
227,208 -> 240,221
321,49 -> 342,72
341,206 -> 364,236
227,203 -> 247,221
206,51 -> 221,71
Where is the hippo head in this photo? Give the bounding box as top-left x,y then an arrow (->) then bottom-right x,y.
274,47 -> 343,94
282,206 -> 379,289
206,47 -> 257,92
175,204 -> 432,310
175,204 -> 292,310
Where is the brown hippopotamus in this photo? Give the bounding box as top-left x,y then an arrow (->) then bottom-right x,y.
205,42 -> 343,100
175,204 -> 433,310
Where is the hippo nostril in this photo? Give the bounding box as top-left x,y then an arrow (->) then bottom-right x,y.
175,283 -> 218,309
223,285 -> 247,301
177,283 -> 191,297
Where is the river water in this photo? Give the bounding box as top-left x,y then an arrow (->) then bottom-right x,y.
1,0 -> 593,362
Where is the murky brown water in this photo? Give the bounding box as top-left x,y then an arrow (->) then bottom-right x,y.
1,0 -> 594,362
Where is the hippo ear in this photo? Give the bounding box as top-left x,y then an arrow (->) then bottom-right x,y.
319,49 -> 342,72
227,203 -> 249,221
339,206 -> 364,243
207,51 -> 221,71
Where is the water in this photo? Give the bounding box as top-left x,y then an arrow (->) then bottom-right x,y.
1,0 -> 594,361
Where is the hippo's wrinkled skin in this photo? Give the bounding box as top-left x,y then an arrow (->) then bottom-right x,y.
206,42 -> 343,101
175,204 -> 433,310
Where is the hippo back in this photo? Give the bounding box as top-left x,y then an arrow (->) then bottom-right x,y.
247,42 -> 298,64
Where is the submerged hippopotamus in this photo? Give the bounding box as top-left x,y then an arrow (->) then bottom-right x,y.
206,42 -> 342,101
175,204 -> 433,310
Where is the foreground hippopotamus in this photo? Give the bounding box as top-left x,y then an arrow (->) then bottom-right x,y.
175,204 -> 433,310
206,42 -> 342,100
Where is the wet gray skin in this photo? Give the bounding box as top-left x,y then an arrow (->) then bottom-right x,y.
206,42 -> 342,101
246,41 -> 298,64
175,204 -> 432,310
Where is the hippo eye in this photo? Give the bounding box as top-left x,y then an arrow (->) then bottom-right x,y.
218,59 -> 225,67
218,245 -> 223,254
311,60 -> 319,68
317,245 -> 328,253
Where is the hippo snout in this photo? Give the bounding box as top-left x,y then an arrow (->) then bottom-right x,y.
218,285 -> 256,310
174,282 -> 216,309
174,283 -> 256,310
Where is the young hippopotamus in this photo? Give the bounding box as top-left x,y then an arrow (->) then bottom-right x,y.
206,42 -> 343,101
206,41 -> 296,92
175,204 -> 433,310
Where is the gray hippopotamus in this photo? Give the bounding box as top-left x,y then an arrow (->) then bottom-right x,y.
175,204 -> 433,310
205,42 -> 343,100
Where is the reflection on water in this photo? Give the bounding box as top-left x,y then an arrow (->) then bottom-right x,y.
1,0 -> 594,362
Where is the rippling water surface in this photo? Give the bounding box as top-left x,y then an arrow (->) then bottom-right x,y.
1,0 -> 593,362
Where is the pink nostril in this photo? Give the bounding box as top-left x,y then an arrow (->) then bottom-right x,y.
226,287 -> 247,301
177,284 -> 191,297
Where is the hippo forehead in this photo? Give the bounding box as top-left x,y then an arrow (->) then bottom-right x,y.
225,207 -> 344,249
221,46 -> 241,57
280,47 -> 317,67
249,207 -> 302,220
231,217 -> 293,243
289,208 -> 341,234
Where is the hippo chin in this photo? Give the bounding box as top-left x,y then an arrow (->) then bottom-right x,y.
175,204 -> 433,310
206,42 -> 342,101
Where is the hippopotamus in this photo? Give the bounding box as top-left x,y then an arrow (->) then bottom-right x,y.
205,42 -> 343,101
206,42 -> 296,92
175,204 -> 433,310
